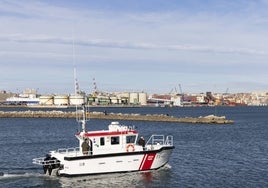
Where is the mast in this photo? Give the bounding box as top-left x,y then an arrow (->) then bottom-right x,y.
73,29 -> 79,95
76,104 -> 89,133
81,105 -> 86,133
74,67 -> 79,95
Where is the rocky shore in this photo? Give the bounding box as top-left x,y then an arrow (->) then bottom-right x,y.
0,110 -> 234,124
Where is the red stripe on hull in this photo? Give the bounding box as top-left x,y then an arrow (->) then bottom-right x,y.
139,153 -> 156,171
139,154 -> 147,170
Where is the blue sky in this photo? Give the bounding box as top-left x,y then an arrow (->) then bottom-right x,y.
1,0 -> 268,94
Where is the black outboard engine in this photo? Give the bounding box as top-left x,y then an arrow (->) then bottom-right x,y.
43,154 -> 60,175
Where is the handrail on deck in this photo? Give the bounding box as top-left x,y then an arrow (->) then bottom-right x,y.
56,147 -> 80,156
146,134 -> 173,146
165,135 -> 173,146
57,147 -> 80,153
32,157 -> 60,165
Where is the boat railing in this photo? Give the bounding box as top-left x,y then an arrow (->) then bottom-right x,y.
56,147 -> 80,156
146,135 -> 173,146
165,135 -> 173,146
32,157 -> 60,166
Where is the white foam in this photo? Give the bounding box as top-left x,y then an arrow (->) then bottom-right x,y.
0,172 -> 43,179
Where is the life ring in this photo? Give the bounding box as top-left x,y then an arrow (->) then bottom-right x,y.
126,144 -> 135,152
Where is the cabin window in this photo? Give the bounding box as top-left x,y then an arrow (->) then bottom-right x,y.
100,137 -> 105,146
126,135 -> 136,144
111,136 -> 120,145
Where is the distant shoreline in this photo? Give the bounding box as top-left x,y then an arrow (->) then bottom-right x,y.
0,104 -> 151,108
0,104 -> 256,108
0,110 -> 234,124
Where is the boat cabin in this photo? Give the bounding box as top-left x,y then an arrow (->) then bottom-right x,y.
76,122 -> 144,155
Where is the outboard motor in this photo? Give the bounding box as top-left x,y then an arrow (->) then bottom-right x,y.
43,154 -> 60,175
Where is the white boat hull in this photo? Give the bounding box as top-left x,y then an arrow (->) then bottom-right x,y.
58,147 -> 173,176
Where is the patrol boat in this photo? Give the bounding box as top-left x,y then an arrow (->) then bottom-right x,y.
32,105 -> 174,177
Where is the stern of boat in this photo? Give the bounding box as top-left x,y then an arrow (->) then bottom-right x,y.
32,154 -> 61,176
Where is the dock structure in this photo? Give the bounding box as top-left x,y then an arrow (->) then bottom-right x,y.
0,111 -> 234,124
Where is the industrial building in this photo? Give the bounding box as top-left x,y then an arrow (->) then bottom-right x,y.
1,88 -> 268,107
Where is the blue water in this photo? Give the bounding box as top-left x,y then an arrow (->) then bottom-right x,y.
0,106 -> 268,187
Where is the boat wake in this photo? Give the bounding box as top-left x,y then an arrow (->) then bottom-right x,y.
0,164 -> 173,187
0,172 -> 44,179
58,164 -> 173,187
162,163 -> 172,169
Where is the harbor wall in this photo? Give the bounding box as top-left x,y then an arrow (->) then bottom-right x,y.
0,111 -> 234,124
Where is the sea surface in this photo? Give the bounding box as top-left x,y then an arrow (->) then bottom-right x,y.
0,106 -> 267,187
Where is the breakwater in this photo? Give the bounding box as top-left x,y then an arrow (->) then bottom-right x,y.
0,110 -> 234,124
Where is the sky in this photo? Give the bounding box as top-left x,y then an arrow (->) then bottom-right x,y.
1,0 -> 268,95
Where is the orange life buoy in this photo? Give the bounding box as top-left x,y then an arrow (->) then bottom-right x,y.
126,144 -> 135,152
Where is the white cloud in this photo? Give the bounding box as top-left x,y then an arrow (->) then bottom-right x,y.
1,33 -> 267,58
1,0 -> 268,93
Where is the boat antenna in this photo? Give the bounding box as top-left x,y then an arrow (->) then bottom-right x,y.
72,28 -> 79,95
93,78 -> 98,96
